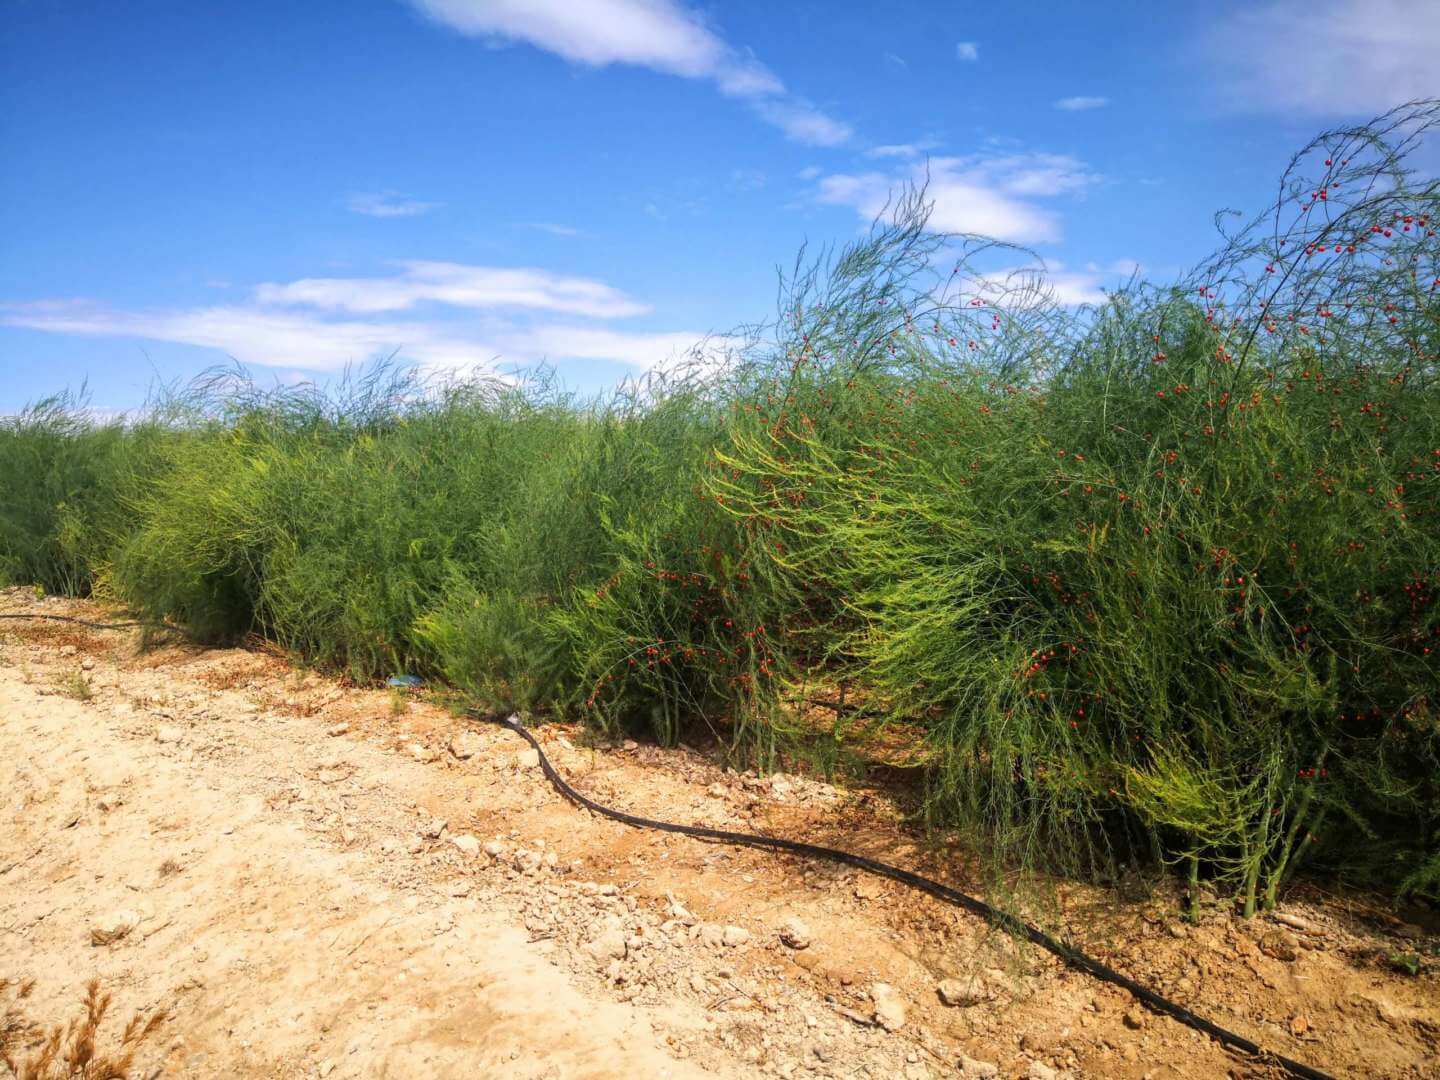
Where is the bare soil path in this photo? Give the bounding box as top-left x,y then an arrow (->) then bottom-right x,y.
2,590 -> 1436,1079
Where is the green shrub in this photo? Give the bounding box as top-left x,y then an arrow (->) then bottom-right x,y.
3,104 -> 1436,908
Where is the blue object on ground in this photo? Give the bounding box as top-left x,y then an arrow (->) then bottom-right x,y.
387,674 -> 424,688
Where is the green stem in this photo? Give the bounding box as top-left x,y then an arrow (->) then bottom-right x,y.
1263,779 -> 1315,911
1187,852 -> 1201,924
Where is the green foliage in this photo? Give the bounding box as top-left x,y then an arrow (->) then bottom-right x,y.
56,669 -> 93,702
2,104 -> 1438,907
0,390 -> 161,596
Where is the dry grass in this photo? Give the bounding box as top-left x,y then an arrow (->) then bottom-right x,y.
1,977 -> 167,1080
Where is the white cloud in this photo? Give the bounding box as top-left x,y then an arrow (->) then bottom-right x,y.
3,258 -> 718,377
410,0 -> 850,145
814,152 -> 1099,244
2,298 -> 715,375
253,262 -> 649,319
1,300 -> 494,373
750,99 -> 851,147
955,41 -> 979,61
865,139 -> 941,159
1205,0 -> 1440,115
500,324 -> 726,374
883,51 -> 907,69
346,191 -> 443,217
973,259 -> 1140,308
1055,96 -> 1109,111
517,221 -> 583,237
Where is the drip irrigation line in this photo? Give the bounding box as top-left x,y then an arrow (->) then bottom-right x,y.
476,710 -> 1336,1080
0,613 -> 146,630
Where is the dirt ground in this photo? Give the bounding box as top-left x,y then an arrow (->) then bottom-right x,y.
2,589 -> 1437,1079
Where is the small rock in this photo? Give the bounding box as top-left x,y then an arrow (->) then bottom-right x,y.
512,749 -> 540,770
155,725 -> 183,745
696,923 -> 725,948
722,925 -> 750,948
585,928 -> 628,961
1272,912 -> 1319,935
449,731 -> 483,760
937,978 -> 982,1007
1289,1015 -> 1311,1037
91,910 -> 140,946
60,644 -> 78,657
622,739 -> 638,751
326,723 -> 349,737
317,1060 -> 335,1078
666,894 -> 698,926
449,834 -> 480,857
80,658 -> 95,671
482,840 -> 506,859
1167,922 -> 1189,939
958,1055 -> 999,1078
408,742 -> 437,763
869,982 -> 906,1031
1260,929 -> 1300,962
1123,1008 -> 1146,1030
420,817 -> 447,840
1026,1063 -> 1059,1080
778,916 -> 811,950
707,783 -> 727,798
447,879 -> 471,897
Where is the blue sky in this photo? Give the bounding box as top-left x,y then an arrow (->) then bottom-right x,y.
2,0 -> 1436,412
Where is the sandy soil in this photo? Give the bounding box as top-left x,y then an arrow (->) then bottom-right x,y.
2,589 -> 1436,1079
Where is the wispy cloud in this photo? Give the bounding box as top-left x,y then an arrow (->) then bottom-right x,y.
502,324 -> 726,374
1,300 -> 494,373
749,99 -> 851,147
1204,0 -> 1440,115
254,262 -> 648,319
346,190 -> 443,218
976,259 -> 1141,308
1055,96 -> 1109,111
728,168 -> 767,192
814,152 -> 1100,244
864,139 -> 942,159
2,298 -> 713,375
3,261 -> 715,376
883,51 -> 908,70
409,0 -> 851,146
516,221 -> 584,237
955,41 -> 979,62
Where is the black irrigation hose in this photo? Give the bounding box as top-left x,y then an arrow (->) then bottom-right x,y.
0,612 -> 1339,1077
0,613 -> 146,630
477,710 -> 1337,1080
